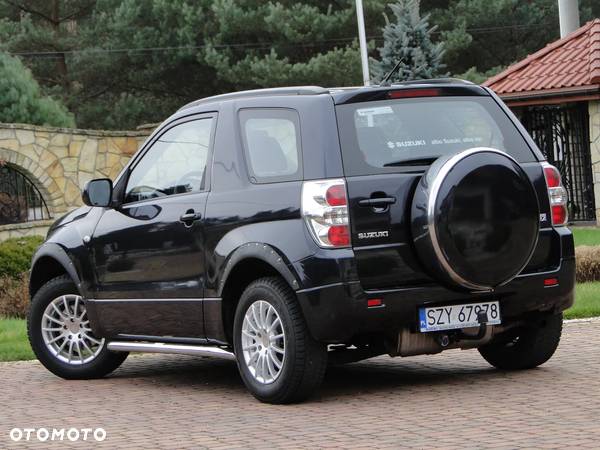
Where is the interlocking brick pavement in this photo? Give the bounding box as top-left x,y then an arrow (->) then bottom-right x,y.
1,321 -> 599,449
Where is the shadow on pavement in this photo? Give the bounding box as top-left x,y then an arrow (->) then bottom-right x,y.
103,351 -> 521,402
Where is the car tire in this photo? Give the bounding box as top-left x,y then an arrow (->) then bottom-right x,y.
233,276 -> 327,404
27,275 -> 128,379
478,312 -> 563,370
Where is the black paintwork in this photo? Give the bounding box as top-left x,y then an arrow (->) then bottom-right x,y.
30,82 -> 575,347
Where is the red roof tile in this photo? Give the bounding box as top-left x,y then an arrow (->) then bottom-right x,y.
484,19 -> 600,96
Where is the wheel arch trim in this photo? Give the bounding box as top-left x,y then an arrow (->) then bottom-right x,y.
30,243 -> 82,298
217,242 -> 301,297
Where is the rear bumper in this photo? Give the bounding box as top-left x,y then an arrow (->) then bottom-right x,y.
296,257 -> 575,343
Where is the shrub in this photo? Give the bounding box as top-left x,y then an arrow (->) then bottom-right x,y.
575,245 -> 600,283
0,236 -> 43,279
0,52 -> 75,127
0,272 -> 29,318
0,236 -> 43,318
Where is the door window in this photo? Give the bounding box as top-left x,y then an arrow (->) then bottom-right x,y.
125,118 -> 213,203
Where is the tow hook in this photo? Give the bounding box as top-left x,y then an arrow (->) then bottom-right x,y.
435,334 -> 451,347
456,311 -> 489,341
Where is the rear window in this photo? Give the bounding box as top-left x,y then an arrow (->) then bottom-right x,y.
336,96 -> 536,176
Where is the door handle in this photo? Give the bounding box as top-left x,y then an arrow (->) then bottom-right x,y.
180,210 -> 202,224
358,197 -> 396,207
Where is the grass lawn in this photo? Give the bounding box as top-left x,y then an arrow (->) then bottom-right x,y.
572,227 -> 600,247
0,318 -> 34,362
566,282 -> 600,319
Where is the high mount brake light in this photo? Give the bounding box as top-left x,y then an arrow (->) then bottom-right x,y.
542,163 -> 568,227
302,179 -> 350,248
388,88 -> 441,99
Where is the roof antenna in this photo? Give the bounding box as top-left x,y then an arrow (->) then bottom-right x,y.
380,59 -> 404,87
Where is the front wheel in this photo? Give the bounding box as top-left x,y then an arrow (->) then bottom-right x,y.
28,275 -> 128,379
233,277 -> 327,404
478,312 -> 563,370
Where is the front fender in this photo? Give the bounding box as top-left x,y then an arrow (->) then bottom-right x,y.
30,243 -> 83,296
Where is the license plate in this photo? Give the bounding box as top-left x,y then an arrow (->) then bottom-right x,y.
419,301 -> 501,332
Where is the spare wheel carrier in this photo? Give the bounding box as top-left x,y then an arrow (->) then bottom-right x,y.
411,147 -> 540,291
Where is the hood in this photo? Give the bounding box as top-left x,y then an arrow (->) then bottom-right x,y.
47,206 -> 93,237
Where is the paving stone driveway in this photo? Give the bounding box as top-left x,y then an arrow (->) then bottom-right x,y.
1,320 -> 599,449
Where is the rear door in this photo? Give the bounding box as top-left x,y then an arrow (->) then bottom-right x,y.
335,90 -> 550,290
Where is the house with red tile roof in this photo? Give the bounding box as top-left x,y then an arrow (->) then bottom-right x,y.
485,19 -> 600,223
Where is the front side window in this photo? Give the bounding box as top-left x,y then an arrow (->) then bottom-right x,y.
239,109 -> 301,183
124,118 -> 213,203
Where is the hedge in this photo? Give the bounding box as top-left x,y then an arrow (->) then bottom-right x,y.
0,236 -> 43,318
0,236 -> 43,279
575,245 -> 600,283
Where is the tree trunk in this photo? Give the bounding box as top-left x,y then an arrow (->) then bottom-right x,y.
50,0 -> 69,88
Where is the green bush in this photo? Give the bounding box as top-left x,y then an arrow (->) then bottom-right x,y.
0,236 -> 43,279
0,52 -> 75,127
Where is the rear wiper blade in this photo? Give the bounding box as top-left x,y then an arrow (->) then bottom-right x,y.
383,157 -> 437,167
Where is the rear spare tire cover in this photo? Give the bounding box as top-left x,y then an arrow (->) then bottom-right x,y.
411,147 -> 539,291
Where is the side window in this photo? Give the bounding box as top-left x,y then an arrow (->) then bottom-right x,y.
124,118 -> 213,203
239,109 -> 302,183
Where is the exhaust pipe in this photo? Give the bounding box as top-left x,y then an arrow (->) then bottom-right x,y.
107,341 -> 236,361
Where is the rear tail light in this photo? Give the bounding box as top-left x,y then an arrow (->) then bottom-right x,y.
302,179 -> 350,248
542,163 -> 568,227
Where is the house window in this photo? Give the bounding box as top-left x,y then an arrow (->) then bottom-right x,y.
0,163 -> 50,225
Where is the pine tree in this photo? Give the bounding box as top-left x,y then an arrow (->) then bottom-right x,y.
0,52 -> 74,127
370,0 -> 445,83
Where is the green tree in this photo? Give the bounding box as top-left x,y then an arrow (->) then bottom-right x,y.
455,66 -> 505,85
0,0 -> 388,129
431,0 -> 600,76
0,52 -> 74,127
370,0 -> 445,83
201,0 -> 385,91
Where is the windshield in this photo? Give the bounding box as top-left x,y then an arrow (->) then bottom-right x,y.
336,96 -> 536,176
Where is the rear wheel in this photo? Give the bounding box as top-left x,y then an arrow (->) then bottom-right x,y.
233,277 -> 327,404
478,313 -> 563,370
28,275 -> 128,379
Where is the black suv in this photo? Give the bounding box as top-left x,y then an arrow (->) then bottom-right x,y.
28,80 -> 574,404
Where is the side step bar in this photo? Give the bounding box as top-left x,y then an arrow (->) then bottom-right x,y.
107,341 -> 236,361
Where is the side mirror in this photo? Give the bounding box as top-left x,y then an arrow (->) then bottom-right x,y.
82,178 -> 113,207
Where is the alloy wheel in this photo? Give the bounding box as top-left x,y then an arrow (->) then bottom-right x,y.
41,295 -> 104,365
241,300 -> 286,384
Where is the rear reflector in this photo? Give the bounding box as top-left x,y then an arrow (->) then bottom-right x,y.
544,278 -> 558,287
367,298 -> 383,307
388,88 -> 440,99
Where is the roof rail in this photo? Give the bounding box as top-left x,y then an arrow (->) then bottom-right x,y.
180,86 -> 328,110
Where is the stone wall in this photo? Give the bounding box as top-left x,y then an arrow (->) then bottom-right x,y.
0,123 -> 152,240
590,100 -> 600,223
